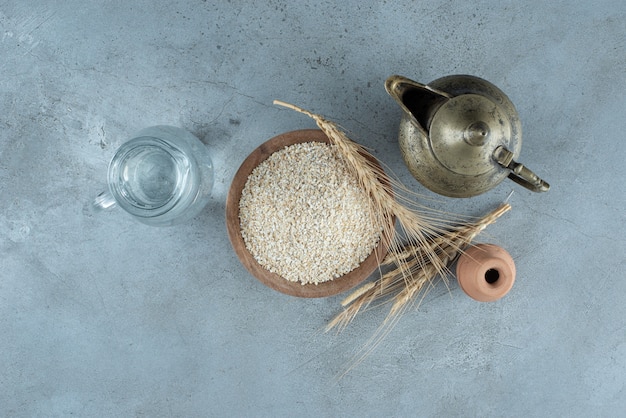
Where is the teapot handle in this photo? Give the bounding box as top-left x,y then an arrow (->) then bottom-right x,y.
494,146 -> 550,192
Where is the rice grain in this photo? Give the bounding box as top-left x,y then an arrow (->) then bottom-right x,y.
239,141 -> 380,285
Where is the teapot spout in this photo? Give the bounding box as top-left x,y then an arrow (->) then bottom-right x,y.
385,75 -> 452,132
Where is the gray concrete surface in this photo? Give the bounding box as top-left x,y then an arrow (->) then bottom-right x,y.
1,1 -> 625,416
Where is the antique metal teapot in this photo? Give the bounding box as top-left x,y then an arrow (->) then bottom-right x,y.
385,75 -> 550,197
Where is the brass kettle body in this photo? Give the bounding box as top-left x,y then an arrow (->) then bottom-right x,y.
385,75 -> 550,197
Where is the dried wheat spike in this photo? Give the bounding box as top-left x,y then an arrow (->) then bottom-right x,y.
272,100 -> 510,331
273,100 -> 456,279
328,203 -> 511,332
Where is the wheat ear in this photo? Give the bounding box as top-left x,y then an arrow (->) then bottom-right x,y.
329,203 -> 511,378
328,203 -> 511,332
273,100 -> 454,279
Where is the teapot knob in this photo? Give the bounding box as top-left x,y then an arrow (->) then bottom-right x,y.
494,146 -> 550,192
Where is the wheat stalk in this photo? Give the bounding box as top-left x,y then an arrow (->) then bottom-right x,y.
273,100 -> 513,377
273,100 -> 510,328
330,203 -> 511,378
273,100 -> 457,277
329,203 -> 511,330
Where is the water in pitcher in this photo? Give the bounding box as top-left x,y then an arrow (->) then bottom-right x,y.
114,141 -> 194,210
96,126 -> 213,226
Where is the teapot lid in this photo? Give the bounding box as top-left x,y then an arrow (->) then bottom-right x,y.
429,93 -> 515,176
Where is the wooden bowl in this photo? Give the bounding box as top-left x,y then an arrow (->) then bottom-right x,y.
225,129 -> 394,298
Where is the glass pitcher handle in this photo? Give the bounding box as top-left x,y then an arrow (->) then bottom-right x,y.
494,146 -> 550,193
92,191 -> 117,212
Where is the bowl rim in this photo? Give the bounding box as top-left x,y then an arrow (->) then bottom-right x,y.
225,128 -> 393,298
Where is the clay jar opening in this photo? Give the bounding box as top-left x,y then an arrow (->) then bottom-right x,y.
484,268 -> 500,284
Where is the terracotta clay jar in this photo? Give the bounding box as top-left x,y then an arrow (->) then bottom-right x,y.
456,243 -> 516,302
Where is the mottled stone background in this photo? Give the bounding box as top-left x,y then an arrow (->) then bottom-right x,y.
1,1 -> 624,416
